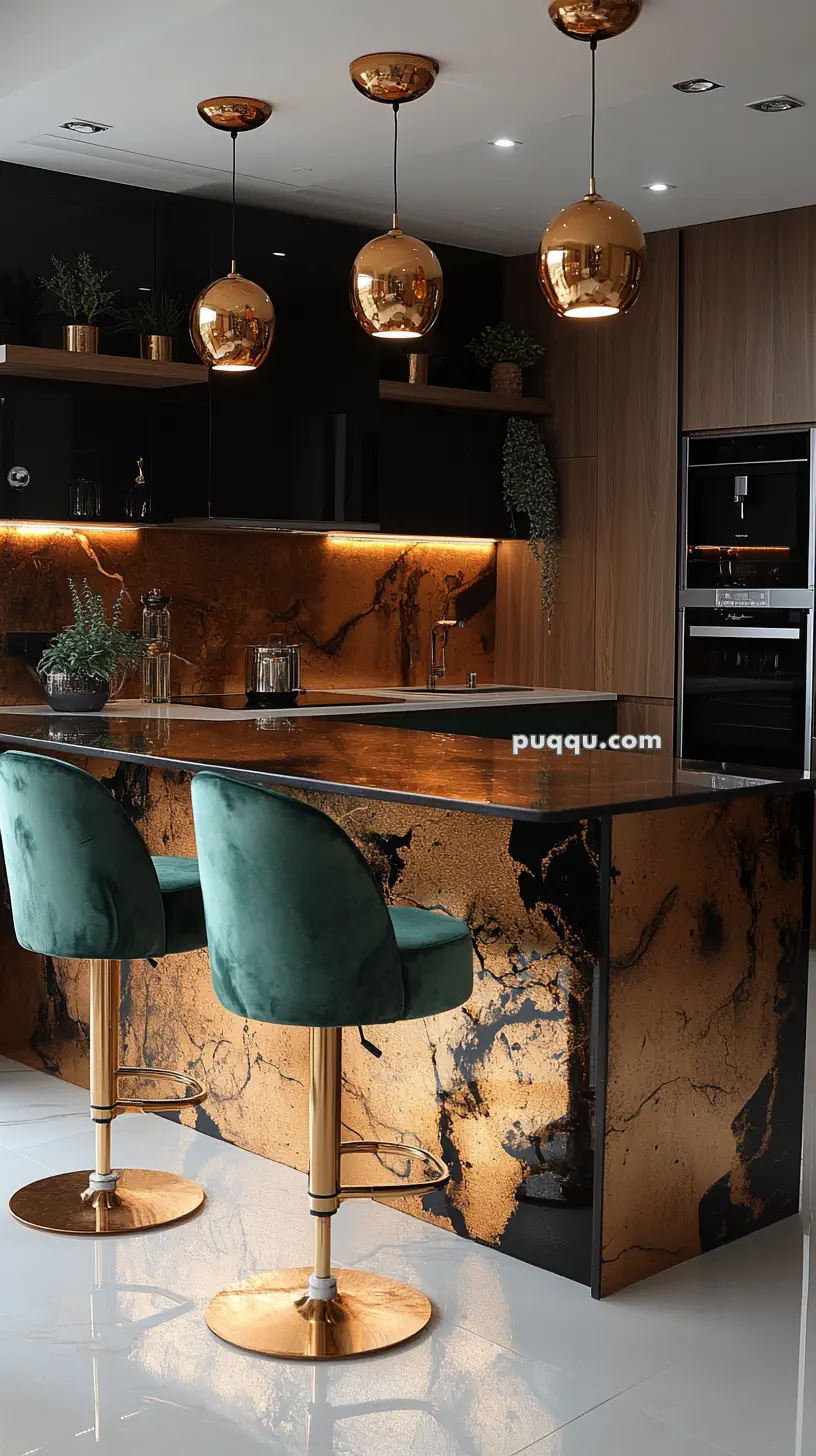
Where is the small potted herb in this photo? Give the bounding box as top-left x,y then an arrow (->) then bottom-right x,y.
39,253 -> 118,354
38,580 -> 144,713
467,323 -> 545,395
113,289 -> 186,362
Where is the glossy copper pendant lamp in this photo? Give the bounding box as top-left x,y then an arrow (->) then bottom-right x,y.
190,97 -> 276,371
349,53 -> 443,340
538,2 -> 646,320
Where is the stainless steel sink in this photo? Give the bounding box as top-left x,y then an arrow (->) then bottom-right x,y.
392,685 -> 537,694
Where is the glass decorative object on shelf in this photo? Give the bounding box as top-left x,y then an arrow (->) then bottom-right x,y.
70,477 -> 102,520
141,587 -> 172,703
125,457 -> 150,521
7,466 -> 30,490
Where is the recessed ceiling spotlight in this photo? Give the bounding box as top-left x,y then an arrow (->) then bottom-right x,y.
673,79 -> 722,94
490,137 -> 520,148
746,95 -> 805,113
60,118 -> 112,135
273,251 -> 286,257
644,181 -> 676,192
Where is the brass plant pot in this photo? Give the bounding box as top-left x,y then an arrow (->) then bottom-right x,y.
63,324 -> 99,354
491,362 -> 522,395
141,333 -> 173,362
407,353 -> 429,385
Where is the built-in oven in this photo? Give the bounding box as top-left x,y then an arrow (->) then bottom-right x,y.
681,430 -> 815,590
678,429 -> 816,771
678,600 -> 813,770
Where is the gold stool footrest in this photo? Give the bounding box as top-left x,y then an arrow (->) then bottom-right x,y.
339,1139 -> 449,1201
115,1067 -> 207,1114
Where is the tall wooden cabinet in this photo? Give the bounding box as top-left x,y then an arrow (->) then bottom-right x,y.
595,229 -> 679,697
498,229 -> 679,701
684,205 -> 816,432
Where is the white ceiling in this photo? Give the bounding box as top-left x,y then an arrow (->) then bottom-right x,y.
2,0 -> 816,255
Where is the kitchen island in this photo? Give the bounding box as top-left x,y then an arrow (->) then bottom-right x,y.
0,705 -> 811,1298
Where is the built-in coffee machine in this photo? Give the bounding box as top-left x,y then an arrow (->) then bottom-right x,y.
677,429 -> 816,770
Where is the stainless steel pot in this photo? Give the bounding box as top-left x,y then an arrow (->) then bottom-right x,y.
245,636 -> 302,701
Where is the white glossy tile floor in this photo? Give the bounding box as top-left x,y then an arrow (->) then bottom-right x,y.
1,962 -> 816,1456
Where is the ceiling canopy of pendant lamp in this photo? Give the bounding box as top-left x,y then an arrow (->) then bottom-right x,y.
547,1 -> 643,40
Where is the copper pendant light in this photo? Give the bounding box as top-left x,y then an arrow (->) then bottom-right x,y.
349,54 -> 443,340
190,97 -> 276,371
538,19 -> 645,320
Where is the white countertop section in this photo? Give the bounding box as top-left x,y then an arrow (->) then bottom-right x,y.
0,685 -> 616,722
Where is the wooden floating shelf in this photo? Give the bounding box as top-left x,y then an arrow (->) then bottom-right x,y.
379,380 -> 552,415
0,344 -> 208,389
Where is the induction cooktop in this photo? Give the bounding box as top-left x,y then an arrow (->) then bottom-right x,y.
171,692 -> 402,711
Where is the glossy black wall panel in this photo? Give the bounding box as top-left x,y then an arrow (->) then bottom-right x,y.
378,402 -> 508,537
0,160 -> 504,531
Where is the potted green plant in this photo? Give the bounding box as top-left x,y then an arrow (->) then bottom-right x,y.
113,289 -> 186,362
39,253 -> 118,354
502,417 -> 560,623
467,322 -> 545,395
38,580 -> 145,713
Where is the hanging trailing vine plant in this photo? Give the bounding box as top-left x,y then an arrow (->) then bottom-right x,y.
502,416 -> 560,624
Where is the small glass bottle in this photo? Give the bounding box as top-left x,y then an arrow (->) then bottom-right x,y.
141,588 -> 172,703
126,457 -> 150,522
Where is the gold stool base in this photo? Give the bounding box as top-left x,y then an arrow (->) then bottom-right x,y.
205,1266 -> 432,1359
9,1168 -> 205,1235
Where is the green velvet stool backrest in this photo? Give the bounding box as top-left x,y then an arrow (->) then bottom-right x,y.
190,771 -> 405,1027
0,750 -> 167,960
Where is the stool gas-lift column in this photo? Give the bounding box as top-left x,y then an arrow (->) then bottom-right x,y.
78,955 -> 207,1230
0,751 -> 209,1235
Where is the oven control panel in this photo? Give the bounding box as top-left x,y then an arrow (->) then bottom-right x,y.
714,589 -> 771,608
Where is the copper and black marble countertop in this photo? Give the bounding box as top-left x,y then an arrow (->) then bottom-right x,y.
0,706 -> 813,822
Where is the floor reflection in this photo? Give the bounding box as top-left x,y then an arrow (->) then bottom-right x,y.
2,1003 -> 816,1455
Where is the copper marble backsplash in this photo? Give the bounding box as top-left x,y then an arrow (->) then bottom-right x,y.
0,525 -> 496,700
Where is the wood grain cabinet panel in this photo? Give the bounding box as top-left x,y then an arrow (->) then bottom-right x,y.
595,229 -> 680,698
684,207 -> 816,431
495,457 -> 597,689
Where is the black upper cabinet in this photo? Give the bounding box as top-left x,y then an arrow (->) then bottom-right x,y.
0,160 -> 507,535
377,403 -> 508,538
0,379 -> 158,522
207,201 -> 380,523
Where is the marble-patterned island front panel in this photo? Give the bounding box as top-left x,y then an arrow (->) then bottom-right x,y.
599,794 -> 812,1297
0,757 -> 601,1284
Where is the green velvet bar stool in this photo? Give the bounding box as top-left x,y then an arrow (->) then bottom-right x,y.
0,750 -> 208,1235
190,770 -> 473,1360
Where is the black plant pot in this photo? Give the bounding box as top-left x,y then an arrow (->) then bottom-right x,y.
42,672 -> 109,714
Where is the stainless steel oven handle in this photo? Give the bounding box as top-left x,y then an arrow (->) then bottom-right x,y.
688,626 -> 801,640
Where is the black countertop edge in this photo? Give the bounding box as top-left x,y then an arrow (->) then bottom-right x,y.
0,727 -> 813,824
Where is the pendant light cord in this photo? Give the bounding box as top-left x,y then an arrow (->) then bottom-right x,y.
589,36 -> 598,196
230,128 -> 237,273
392,101 -> 400,231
